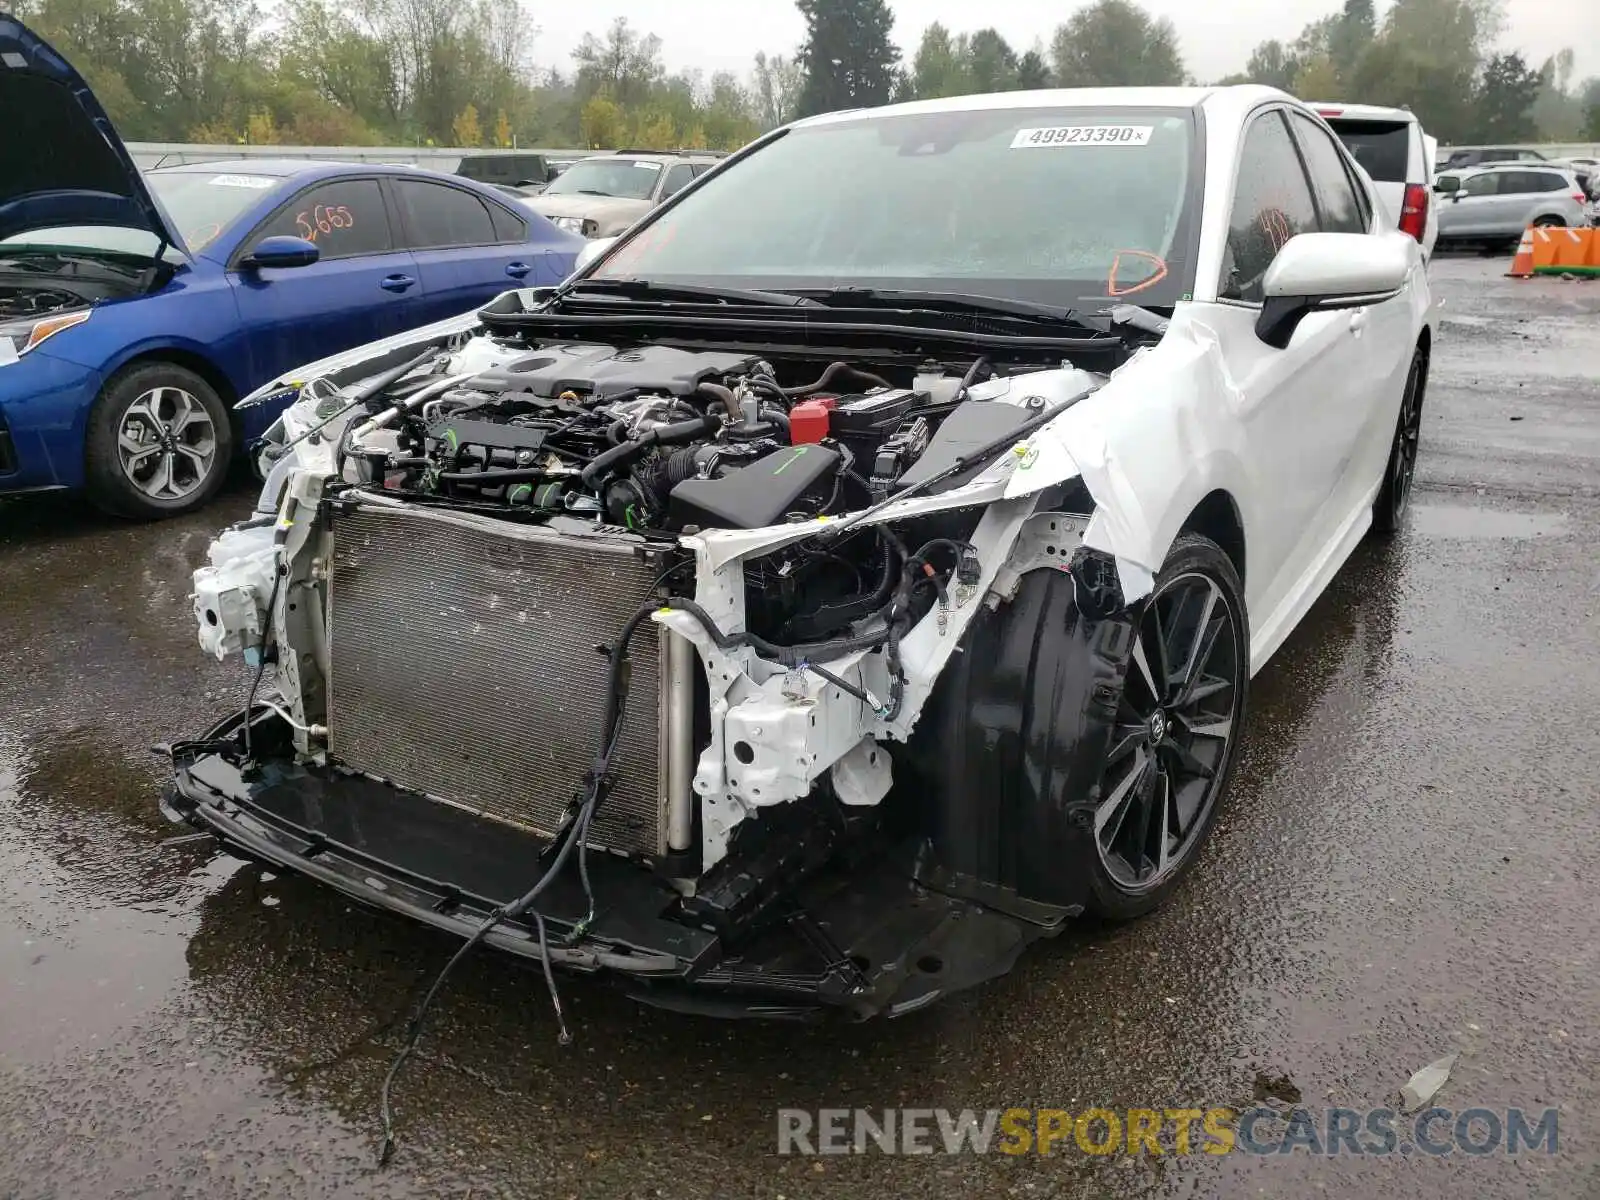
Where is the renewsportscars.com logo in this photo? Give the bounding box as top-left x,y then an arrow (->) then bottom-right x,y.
776,1106 -> 1560,1157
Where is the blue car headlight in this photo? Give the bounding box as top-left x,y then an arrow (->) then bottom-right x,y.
0,308 -> 91,360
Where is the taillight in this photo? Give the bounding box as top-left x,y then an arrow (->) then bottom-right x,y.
1399,183 -> 1428,241
1575,193 -> 1588,205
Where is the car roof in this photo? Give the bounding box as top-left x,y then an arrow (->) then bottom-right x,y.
792,86 -> 1226,130
148,159 -> 486,182
583,151 -> 720,164
1463,161 -> 1575,172
1305,101 -> 1420,125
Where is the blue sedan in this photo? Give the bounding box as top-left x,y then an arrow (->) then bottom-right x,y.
0,16 -> 582,517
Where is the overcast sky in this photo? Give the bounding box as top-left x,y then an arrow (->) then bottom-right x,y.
529,0 -> 1598,89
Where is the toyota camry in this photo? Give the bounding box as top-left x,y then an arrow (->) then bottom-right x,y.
164,87 -> 1434,1030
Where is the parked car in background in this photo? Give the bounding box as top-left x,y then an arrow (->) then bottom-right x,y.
455,151 -> 557,194
1312,102 -> 1438,260
1439,146 -> 1557,170
527,150 -> 726,237
1433,163 -> 1590,245
0,15 -> 583,518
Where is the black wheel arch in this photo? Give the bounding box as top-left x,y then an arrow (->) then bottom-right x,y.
898,557 -> 1137,911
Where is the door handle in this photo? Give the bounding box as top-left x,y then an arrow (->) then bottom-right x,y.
504,261 -> 532,279
380,274 -> 415,293
1348,307 -> 1368,336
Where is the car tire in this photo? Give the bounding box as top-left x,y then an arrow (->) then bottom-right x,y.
1371,345 -> 1428,536
1532,215 -> 1565,228
85,362 -> 233,519
1080,534 -> 1250,920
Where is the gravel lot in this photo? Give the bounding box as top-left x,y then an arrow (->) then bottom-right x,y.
2,254 -> 1597,1199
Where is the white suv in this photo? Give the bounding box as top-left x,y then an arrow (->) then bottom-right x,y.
1311,102 -> 1438,261
1432,163 -> 1592,244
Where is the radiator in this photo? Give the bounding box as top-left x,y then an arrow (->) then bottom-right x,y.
326,501 -> 668,856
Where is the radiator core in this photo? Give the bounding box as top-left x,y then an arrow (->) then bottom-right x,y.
326,501 -> 667,856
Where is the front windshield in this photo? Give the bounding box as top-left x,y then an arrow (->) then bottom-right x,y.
543,158 -> 663,201
594,107 -> 1201,306
147,171 -> 280,252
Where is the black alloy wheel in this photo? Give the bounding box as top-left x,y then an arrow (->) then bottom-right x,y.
1372,346 -> 1427,535
1087,536 -> 1247,918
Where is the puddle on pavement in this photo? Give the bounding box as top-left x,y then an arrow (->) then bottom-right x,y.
1410,504 -> 1570,540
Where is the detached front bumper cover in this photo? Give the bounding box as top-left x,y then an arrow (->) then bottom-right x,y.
165,709 -> 1069,1020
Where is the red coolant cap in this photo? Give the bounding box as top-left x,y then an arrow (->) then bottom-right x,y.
789,398 -> 834,445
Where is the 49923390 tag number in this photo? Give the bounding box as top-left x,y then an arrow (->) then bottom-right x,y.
1010,125 -> 1154,148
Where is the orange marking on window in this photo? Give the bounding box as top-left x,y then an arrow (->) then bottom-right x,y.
1106,250 -> 1168,297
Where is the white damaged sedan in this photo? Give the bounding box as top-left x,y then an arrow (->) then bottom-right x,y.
167,86 -> 1433,1022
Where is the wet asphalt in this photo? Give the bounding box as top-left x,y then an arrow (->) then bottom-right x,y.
2,255 -> 1597,1199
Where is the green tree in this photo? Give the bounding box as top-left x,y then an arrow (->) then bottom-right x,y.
1015,46 -> 1051,89
1475,52 -> 1542,141
795,0 -> 900,117
452,102 -> 483,146
573,16 -> 665,108
966,28 -> 1019,93
752,50 -> 805,129
911,22 -> 970,99
579,92 -> 624,148
1243,39 -> 1298,91
1327,0 -> 1376,82
1050,0 -> 1186,88
1530,50 -> 1585,141
1342,0 -> 1497,142
1583,77 -> 1600,140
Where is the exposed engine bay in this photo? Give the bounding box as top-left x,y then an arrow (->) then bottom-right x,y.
171,299 -> 1164,1026
0,252 -> 152,320
348,340 -> 1025,535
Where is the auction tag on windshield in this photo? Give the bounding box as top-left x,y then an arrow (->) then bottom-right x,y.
208,174 -> 275,188
1011,125 -> 1153,148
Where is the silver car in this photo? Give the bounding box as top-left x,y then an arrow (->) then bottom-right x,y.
1434,164 -> 1589,243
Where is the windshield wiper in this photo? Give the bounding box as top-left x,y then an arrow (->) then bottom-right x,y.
563,278 -> 825,308
573,189 -> 612,196
802,286 -> 1101,327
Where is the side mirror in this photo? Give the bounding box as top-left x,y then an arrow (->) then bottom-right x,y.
240,235 -> 320,271
1255,232 -> 1412,350
574,236 -> 618,272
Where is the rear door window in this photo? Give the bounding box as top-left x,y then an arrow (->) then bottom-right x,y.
1327,119 -> 1411,183
488,202 -> 527,243
394,180 -> 497,248
660,164 -> 695,200
1494,172 -> 1540,195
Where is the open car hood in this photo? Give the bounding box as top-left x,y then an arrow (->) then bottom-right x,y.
0,14 -> 185,251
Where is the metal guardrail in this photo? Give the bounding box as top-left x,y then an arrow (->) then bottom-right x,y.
128,143 -> 604,171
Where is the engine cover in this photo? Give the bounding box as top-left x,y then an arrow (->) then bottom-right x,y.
470,341 -> 764,399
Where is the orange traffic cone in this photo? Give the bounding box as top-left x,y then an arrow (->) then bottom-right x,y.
1506,228 -> 1535,278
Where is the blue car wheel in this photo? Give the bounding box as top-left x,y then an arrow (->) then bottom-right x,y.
84,362 -> 234,519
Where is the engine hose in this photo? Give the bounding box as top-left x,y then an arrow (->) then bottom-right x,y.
785,361 -> 893,397
955,354 -> 993,401
696,381 -> 742,421
579,414 -> 720,488
758,406 -> 790,433
606,419 -> 629,445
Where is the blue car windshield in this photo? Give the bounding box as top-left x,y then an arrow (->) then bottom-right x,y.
0,170 -> 277,258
